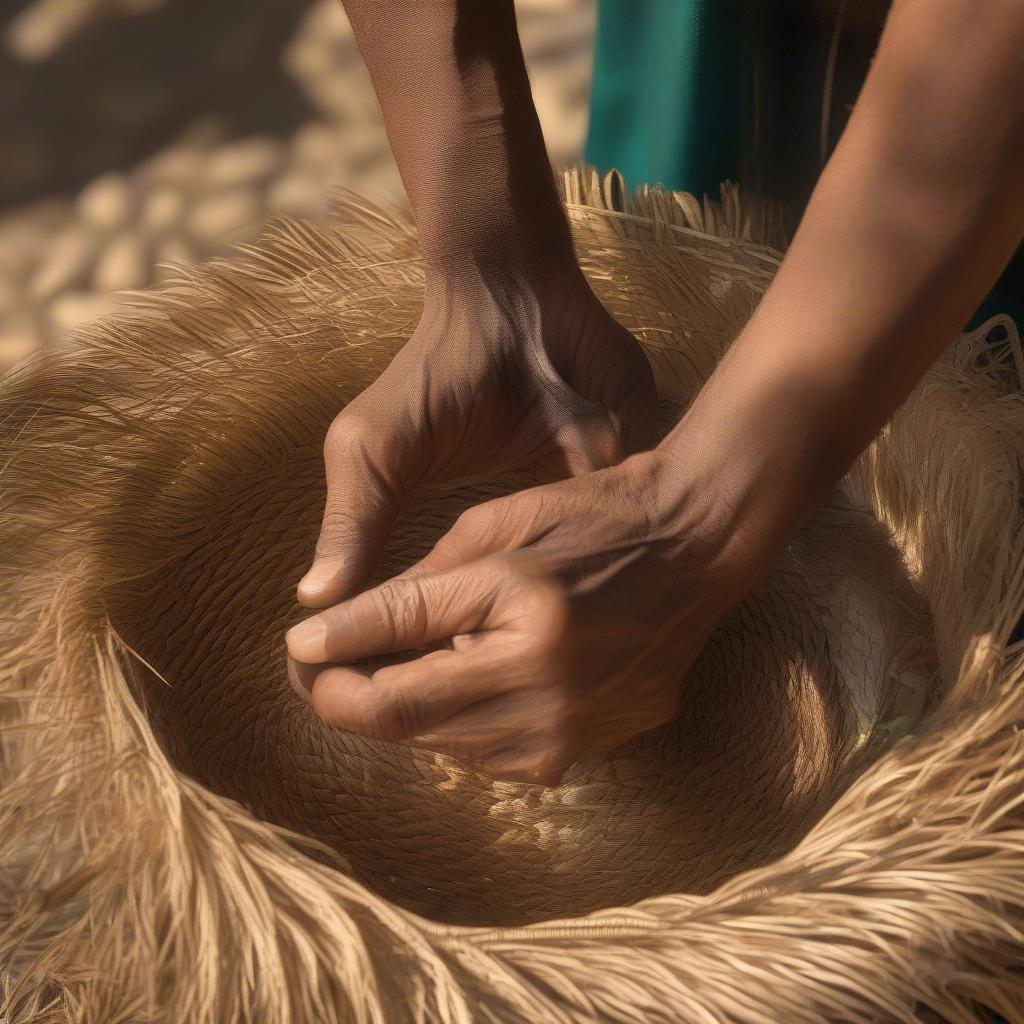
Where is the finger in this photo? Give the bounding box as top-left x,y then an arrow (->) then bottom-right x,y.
615,349 -> 659,456
409,495 -> 546,576
287,558 -> 508,665
297,423 -> 400,609
413,737 -> 558,786
552,405 -> 628,475
409,502 -> 510,575
286,655 -> 323,702
621,385 -> 659,457
407,695 -> 570,787
309,649 -> 501,742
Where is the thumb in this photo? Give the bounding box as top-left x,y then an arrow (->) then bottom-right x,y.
297,428 -> 400,608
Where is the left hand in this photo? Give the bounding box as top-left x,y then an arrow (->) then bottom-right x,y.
286,451 -> 760,785
296,269 -> 656,610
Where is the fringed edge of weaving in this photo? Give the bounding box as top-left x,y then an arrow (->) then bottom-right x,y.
1,173 -> 1023,1024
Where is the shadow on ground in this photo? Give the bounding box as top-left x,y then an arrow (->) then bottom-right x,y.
0,0 -> 320,210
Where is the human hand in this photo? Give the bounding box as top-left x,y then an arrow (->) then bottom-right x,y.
297,268 -> 657,609
287,451 -> 759,784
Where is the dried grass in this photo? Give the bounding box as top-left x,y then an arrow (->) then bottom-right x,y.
1,167 -> 1022,1023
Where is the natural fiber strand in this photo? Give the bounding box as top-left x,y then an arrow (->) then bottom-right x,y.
1,166 -> 1022,1023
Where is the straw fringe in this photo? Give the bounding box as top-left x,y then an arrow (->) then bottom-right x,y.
1,167 -> 1023,1022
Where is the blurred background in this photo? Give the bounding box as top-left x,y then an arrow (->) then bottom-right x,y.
0,0 -> 595,371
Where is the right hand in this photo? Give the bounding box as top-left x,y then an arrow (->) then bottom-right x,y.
287,449 -> 757,784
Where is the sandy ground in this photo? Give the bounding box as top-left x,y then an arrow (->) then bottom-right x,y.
0,0 -> 595,369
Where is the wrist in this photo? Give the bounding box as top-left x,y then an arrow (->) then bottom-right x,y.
422,245 -> 590,316
416,153 -> 579,285
421,225 -> 581,290
408,119 -> 576,282
617,449 -> 770,603
646,353 -> 852,591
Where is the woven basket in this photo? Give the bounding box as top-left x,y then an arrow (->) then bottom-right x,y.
2,168 -> 1023,1023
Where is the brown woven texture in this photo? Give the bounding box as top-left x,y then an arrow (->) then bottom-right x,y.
1,167 -> 1023,1023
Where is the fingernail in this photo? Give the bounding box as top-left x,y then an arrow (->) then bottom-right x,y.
286,617 -> 326,661
298,560 -> 342,596
286,656 -> 313,702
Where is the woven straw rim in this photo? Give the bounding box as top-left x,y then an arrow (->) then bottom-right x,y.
1,167 -> 1023,1023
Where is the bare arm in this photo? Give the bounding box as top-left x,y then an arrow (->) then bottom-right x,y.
289,0 -> 1024,784
340,0 -> 577,280
294,3 -> 654,609
658,0 -> 1024,569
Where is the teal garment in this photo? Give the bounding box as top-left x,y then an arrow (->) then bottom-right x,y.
585,0 -> 744,199
586,0 -> 893,210
585,0 -> 1023,325
593,0 -> 905,209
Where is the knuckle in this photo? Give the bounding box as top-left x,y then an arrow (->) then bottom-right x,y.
452,503 -> 487,537
528,748 -> 571,786
324,409 -> 373,458
375,579 -> 427,646
315,507 -> 364,559
458,495 -> 523,543
430,529 -> 468,567
441,503 -> 494,558
353,688 -> 412,743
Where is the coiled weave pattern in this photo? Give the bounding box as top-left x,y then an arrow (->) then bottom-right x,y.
1,168 -> 1023,1023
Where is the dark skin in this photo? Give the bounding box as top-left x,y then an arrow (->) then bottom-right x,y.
288,0 -> 1024,784
290,0 -> 657,607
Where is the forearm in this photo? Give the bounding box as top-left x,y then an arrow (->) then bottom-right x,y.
341,0 -> 576,281
658,0 -> 1024,573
